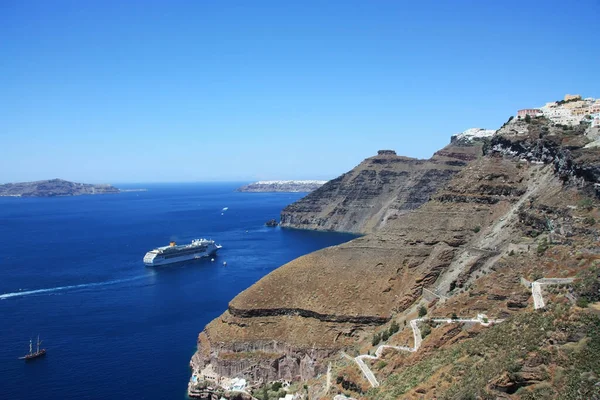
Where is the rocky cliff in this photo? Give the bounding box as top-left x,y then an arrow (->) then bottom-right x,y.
191,116 -> 600,399
280,144 -> 483,234
0,179 -> 120,197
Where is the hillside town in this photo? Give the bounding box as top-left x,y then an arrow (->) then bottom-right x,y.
518,94 -> 600,127
452,94 -> 600,145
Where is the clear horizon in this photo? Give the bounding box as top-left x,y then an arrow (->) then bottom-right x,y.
1,1 -> 599,183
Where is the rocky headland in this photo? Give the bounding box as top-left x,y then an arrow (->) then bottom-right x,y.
0,179 -> 120,197
236,180 -> 327,193
190,110 -> 600,399
280,142 -> 484,234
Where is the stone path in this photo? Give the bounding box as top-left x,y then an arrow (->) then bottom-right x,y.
324,362 -> 332,396
531,278 -> 574,309
350,276 -> 574,388
353,314 -> 503,388
531,282 -> 545,309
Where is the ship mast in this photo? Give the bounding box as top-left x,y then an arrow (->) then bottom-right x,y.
29,339 -> 32,355
37,335 -> 40,353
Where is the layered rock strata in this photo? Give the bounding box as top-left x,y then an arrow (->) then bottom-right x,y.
280,144 -> 483,234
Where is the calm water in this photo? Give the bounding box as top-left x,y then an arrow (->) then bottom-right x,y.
0,183 -> 355,399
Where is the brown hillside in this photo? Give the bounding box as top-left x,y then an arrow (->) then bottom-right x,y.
191,116 -> 600,399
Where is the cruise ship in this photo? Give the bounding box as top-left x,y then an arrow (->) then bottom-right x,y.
143,239 -> 222,266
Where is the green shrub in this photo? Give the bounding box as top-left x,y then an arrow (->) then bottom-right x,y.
584,216 -> 596,226
578,198 -> 594,211
421,323 -> 432,338
451,313 -> 458,320
473,226 -> 481,233
537,238 -> 549,256
532,270 -> 543,281
576,297 -> 589,308
381,330 -> 390,342
574,266 -> 600,303
389,321 -> 400,335
418,305 -> 427,317
372,333 -> 381,346
449,280 -> 457,292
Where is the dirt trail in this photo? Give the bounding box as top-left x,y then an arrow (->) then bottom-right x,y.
350,274 -> 572,389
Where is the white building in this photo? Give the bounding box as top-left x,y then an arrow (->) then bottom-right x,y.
539,106 -> 580,125
451,128 -> 495,143
525,95 -> 599,127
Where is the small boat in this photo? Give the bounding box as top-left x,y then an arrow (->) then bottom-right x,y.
19,335 -> 46,361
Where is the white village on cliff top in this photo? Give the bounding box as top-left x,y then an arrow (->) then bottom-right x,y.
455,94 -> 600,143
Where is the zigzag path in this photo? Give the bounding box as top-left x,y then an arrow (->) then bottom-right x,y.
350,277 -> 574,388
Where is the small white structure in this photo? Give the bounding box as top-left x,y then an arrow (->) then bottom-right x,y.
451,128 -> 495,143
228,377 -> 247,391
477,313 -> 491,326
334,395 -> 357,400
279,394 -> 301,400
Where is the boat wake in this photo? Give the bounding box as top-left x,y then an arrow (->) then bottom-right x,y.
0,275 -> 147,300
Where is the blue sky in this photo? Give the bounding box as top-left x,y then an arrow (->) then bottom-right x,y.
1,1 -> 599,183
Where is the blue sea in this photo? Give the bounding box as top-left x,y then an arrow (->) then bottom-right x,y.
0,183 -> 354,399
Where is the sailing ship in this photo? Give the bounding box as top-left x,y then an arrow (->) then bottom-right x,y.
19,335 -> 46,360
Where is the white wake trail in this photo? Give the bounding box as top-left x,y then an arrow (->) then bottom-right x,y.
0,275 -> 146,300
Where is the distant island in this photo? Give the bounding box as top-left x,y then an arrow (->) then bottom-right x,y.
0,179 -> 120,197
236,180 -> 328,193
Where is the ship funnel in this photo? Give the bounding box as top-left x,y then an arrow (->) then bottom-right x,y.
169,241 -> 176,247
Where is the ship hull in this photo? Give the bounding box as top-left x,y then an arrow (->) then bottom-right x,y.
20,349 -> 46,360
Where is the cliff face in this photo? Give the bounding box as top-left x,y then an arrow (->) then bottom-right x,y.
368,118 -> 600,399
0,179 -> 120,197
191,117 -> 600,398
191,141 -> 490,384
280,145 -> 483,234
